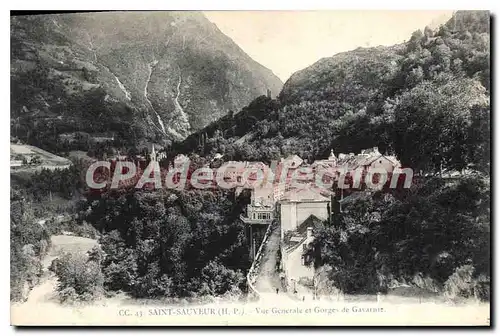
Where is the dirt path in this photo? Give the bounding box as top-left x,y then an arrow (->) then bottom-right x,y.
26,278 -> 58,304
24,235 -> 98,304
254,226 -> 281,293
252,226 -> 298,304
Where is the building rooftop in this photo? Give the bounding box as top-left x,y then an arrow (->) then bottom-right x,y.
281,154 -> 303,167
281,186 -> 331,202
296,214 -> 324,236
336,153 -> 400,170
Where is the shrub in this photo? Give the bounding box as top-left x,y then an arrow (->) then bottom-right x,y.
58,287 -> 78,303
473,274 -> 490,301
444,265 -> 490,301
53,252 -> 104,303
200,260 -> 245,296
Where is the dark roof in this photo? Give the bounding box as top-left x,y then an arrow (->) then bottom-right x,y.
339,191 -> 370,205
296,214 -> 325,235
337,154 -> 399,170
281,187 -> 331,202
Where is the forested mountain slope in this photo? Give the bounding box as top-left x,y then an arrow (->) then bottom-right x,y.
176,11 -> 490,175
11,12 -> 282,152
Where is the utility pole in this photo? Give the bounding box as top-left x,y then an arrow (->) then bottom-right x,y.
340,187 -> 343,213
252,235 -> 256,260
249,224 -> 254,260
327,202 -> 331,226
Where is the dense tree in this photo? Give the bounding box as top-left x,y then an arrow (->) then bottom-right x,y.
51,252 -> 104,303
82,188 -> 251,299
10,189 -> 51,301
307,175 -> 490,299
172,11 -> 490,176
392,76 -> 489,174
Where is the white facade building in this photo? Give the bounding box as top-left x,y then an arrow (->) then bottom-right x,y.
278,188 -> 330,238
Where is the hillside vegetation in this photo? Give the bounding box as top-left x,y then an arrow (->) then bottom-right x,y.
10,190 -> 51,301
307,175 -> 490,300
81,189 -> 251,300
175,11 -> 490,176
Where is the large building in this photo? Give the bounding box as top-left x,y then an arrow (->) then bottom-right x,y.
275,184 -> 333,295
246,185 -> 275,223
281,221 -> 322,297
335,147 -> 401,175
278,187 -> 331,238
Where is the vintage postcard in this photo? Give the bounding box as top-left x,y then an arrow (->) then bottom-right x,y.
10,10 -> 490,326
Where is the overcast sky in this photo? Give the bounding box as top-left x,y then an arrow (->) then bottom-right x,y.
204,11 -> 454,82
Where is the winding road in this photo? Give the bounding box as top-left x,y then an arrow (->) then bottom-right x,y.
253,225 -> 296,303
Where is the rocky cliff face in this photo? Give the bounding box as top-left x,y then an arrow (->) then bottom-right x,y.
10,12 -> 282,150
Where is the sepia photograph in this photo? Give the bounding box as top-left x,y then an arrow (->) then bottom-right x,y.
8,8 -> 491,326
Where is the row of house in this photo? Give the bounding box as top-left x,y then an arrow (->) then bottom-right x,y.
239,147 -> 401,226
238,147 -> 402,295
